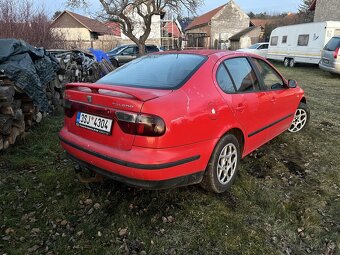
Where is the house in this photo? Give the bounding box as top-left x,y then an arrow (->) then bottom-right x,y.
229,26 -> 262,50
185,0 -> 261,49
51,11 -> 120,50
309,0 -> 340,22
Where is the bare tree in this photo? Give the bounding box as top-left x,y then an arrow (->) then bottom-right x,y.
67,0 -> 201,55
0,0 -> 66,48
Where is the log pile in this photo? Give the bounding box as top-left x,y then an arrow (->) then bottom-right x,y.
0,74 -> 63,151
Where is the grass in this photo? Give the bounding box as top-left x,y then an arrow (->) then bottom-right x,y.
0,63 -> 339,255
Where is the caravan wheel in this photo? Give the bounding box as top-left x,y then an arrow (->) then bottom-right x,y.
283,58 -> 290,67
289,59 -> 295,67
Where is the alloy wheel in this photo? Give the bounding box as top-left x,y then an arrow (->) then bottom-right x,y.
217,143 -> 238,185
289,109 -> 307,132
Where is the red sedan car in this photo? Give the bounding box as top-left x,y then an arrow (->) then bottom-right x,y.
59,50 -> 310,193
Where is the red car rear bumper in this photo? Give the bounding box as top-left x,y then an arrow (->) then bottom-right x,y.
59,128 -> 216,189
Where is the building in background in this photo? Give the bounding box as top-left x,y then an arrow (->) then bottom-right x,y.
185,0 -> 261,49
51,11 -> 120,50
309,0 -> 340,22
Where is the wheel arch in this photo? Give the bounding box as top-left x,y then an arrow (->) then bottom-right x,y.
300,97 -> 307,104
223,128 -> 245,155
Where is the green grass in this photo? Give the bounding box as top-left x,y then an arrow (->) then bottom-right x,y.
0,64 -> 339,255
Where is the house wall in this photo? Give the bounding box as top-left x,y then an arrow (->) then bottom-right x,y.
210,0 -> 250,48
239,26 -> 262,49
52,27 -> 92,41
314,0 -> 340,22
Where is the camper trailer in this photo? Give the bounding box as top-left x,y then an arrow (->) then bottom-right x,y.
267,21 -> 340,67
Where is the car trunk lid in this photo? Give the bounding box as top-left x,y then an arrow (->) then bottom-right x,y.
63,83 -> 172,151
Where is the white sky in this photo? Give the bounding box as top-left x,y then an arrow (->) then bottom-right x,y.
36,0 -> 303,18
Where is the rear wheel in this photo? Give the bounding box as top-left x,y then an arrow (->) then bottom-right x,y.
283,58 -> 290,67
289,58 -> 295,67
288,102 -> 310,133
200,134 -> 240,193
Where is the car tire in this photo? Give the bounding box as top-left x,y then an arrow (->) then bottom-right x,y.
200,134 -> 240,193
289,58 -> 295,67
283,58 -> 290,67
111,59 -> 119,68
288,102 -> 310,133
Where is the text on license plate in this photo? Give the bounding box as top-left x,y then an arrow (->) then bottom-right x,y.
76,112 -> 113,135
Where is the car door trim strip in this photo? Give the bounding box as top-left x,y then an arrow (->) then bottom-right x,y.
59,135 -> 200,170
248,113 -> 294,138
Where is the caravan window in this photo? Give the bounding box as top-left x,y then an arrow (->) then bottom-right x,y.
298,35 -> 309,46
270,36 -> 278,46
282,36 -> 288,44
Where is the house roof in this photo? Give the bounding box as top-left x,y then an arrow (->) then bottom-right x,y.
229,26 -> 259,40
164,22 -> 181,38
52,10 -> 111,35
309,0 -> 317,11
250,19 -> 273,28
105,22 -> 121,37
185,4 -> 225,31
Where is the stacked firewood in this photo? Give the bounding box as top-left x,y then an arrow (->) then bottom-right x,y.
0,74 -> 63,151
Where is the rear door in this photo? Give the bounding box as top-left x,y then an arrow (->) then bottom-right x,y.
250,57 -> 297,139
215,57 -> 276,155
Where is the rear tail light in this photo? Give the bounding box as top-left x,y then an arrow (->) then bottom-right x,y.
115,111 -> 165,137
334,47 -> 339,59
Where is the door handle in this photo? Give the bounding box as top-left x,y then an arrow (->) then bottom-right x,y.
235,104 -> 246,112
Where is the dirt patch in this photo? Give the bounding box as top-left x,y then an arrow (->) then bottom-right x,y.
284,161 -> 306,178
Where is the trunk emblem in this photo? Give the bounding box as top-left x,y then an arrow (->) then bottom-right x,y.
87,95 -> 92,103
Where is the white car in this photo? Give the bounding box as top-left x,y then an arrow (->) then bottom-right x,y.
237,43 -> 269,58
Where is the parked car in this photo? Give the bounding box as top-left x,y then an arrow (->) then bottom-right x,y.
106,44 -> 159,67
59,50 -> 310,193
319,36 -> 340,75
236,42 -> 269,58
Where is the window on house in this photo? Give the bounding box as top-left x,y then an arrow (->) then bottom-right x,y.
282,36 -> 288,44
298,34 -> 309,46
90,32 -> 99,40
270,36 -> 278,46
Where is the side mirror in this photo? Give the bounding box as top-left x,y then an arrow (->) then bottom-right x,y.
287,79 -> 297,88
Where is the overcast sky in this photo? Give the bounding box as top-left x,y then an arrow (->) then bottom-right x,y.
37,0 -> 302,18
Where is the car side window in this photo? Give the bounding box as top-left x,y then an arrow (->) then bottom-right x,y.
122,47 -> 134,55
216,64 -> 235,93
259,44 -> 268,49
224,58 -> 260,93
252,58 -> 284,90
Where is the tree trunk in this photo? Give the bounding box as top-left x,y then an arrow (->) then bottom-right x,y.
137,43 -> 146,56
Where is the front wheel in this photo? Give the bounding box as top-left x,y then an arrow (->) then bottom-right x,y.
288,102 -> 310,133
200,134 -> 240,193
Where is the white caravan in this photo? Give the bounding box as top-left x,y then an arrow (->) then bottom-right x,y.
267,21 -> 340,67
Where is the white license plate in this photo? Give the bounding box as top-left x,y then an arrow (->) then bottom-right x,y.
76,112 -> 113,135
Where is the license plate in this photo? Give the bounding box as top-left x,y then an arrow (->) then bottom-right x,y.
76,112 -> 113,135
323,59 -> 329,64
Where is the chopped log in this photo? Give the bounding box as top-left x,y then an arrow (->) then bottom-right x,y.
22,102 -> 34,113
13,120 -> 25,134
14,109 -> 24,121
11,100 -> 21,110
3,138 -> 9,150
0,86 -> 15,102
0,114 -> 13,135
35,112 -> 42,123
52,91 -> 61,106
1,105 -> 14,116
8,127 -> 20,145
14,86 -> 24,94
0,137 -> 3,151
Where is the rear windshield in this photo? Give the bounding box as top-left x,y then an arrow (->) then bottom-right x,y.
97,54 -> 206,89
324,37 -> 340,51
